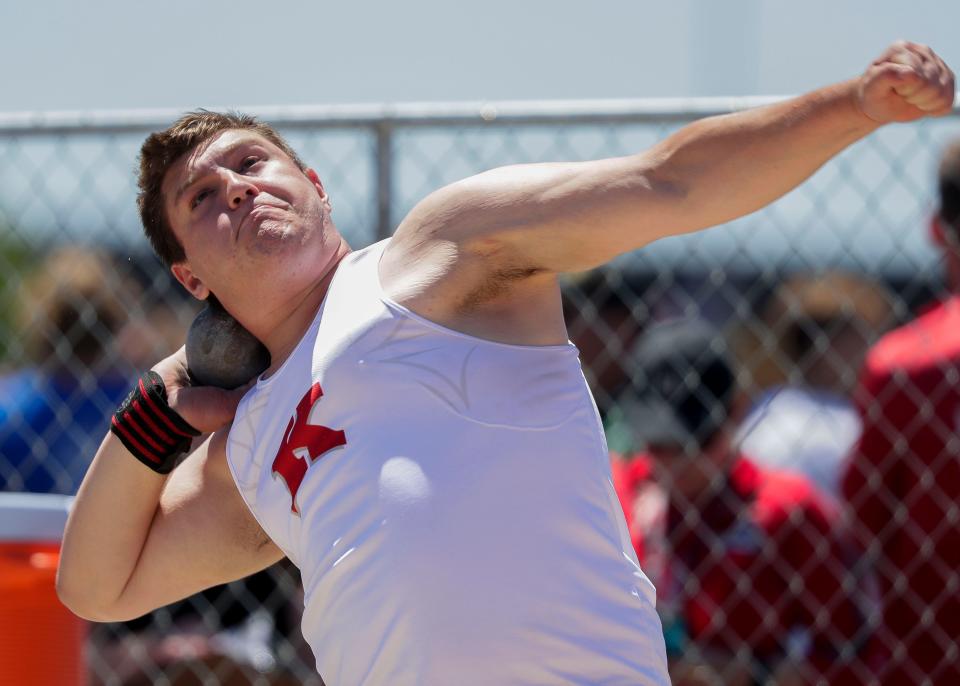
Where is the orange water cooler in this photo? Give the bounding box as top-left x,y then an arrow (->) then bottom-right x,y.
0,493 -> 86,685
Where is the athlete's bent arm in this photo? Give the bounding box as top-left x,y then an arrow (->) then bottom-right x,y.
394,41 -> 953,276
57,351 -> 283,622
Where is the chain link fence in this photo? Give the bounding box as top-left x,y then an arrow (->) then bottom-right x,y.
1,100 -> 958,684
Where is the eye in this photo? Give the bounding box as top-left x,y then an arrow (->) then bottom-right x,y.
190,189 -> 212,210
239,155 -> 261,172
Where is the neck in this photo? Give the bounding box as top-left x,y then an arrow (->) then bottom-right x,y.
252,239 -> 353,376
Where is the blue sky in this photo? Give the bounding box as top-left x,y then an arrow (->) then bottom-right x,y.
4,1 -> 959,112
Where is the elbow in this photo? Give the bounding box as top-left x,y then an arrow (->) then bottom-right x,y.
640,165 -> 690,203
56,569 -> 139,623
55,573 -> 108,622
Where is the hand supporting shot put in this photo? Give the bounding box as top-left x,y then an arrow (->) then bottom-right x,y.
155,344 -> 253,436
57,41 -> 952,685
110,296 -> 269,471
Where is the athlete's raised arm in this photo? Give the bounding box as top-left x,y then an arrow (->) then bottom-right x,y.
390,41 -> 953,279
57,348 -> 283,622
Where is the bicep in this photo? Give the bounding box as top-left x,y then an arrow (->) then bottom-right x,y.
397,153 -> 686,275
109,431 -> 283,620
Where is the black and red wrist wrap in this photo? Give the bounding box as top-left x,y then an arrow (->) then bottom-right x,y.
110,371 -> 201,474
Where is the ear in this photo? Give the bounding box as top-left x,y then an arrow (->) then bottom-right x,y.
170,261 -> 210,301
306,168 -> 331,210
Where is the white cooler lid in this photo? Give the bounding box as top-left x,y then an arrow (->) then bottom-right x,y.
0,493 -> 73,542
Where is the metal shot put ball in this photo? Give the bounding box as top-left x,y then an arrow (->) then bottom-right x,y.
185,298 -> 271,389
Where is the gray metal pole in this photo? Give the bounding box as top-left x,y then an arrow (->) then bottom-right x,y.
375,121 -> 393,241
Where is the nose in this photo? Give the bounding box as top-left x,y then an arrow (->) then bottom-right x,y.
224,171 -> 258,209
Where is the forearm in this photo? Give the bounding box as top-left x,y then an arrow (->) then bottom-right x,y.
57,432 -> 169,620
392,42 -> 951,282
643,79 -> 879,238
57,347 -> 265,621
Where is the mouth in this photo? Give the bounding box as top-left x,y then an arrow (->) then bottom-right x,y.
238,203 -> 288,240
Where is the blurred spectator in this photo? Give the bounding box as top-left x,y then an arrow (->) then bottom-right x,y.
0,248 -> 303,683
563,270 -> 652,454
0,247 -> 137,494
841,140 -> 960,684
611,318 -> 867,685
736,272 -> 895,495
113,255 -> 199,371
563,270 -> 649,410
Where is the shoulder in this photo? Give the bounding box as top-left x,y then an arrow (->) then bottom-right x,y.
381,168 -> 557,307
169,428 -> 234,495
168,426 -> 239,494
380,213 -> 567,345
174,427 -> 272,550
207,426 -> 230,463
206,428 -> 245,496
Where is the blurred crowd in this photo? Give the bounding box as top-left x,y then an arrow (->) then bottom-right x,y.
3,141 -> 960,684
598,139 -> 960,685
0,251 -> 312,684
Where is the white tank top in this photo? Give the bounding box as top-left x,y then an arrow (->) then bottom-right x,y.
226,240 -> 668,685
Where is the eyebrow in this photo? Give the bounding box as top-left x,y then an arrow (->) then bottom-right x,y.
173,139 -> 265,204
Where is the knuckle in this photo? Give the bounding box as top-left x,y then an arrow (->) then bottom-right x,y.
881,62 -> 908,77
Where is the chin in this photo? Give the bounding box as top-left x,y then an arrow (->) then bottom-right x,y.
248,221 -> 309,255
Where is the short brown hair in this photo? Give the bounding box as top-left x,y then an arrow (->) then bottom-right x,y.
137,110 -> 307,266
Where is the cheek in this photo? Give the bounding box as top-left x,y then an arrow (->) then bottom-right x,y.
182,216 -> 235,270
216,214 -> 235,235
288,177 -> 325,212
298,189 -> 326,222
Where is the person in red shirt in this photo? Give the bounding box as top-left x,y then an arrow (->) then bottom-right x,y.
612,318 -> 868,685
841,140 -> 960,685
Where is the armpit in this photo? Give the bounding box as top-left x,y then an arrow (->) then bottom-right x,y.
456,264 -> 543,312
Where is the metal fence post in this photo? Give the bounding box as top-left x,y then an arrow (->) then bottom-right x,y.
375,120 -> 393,241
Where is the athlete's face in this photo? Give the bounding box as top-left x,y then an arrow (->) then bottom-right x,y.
162,129 -> 336,305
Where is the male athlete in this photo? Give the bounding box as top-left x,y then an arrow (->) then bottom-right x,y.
58,42 -> 953,685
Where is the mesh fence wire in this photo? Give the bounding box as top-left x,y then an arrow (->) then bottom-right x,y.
0,101 -> 958,684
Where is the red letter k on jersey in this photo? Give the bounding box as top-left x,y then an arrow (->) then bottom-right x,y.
271,382 -> 346,514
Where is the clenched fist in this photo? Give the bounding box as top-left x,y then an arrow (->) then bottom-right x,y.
857,40 -> 955,123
